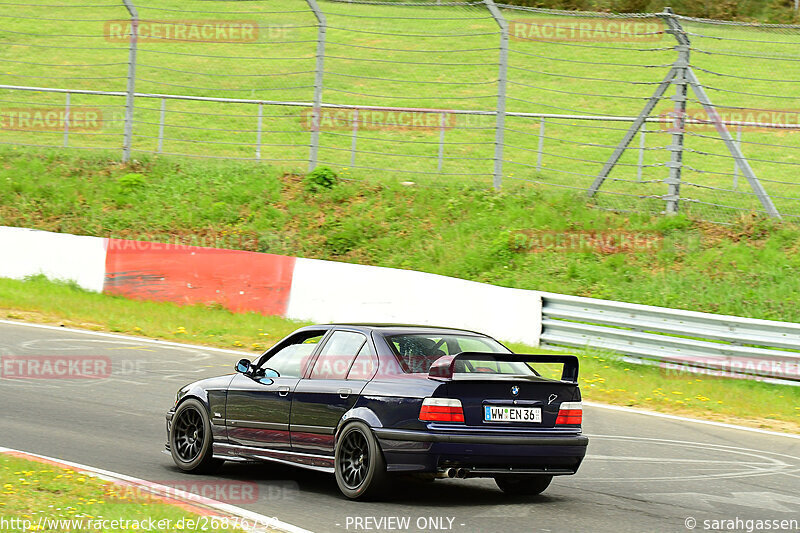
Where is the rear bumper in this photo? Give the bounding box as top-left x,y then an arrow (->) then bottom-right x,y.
374,427 -> 588,475
374,428 -> 587,446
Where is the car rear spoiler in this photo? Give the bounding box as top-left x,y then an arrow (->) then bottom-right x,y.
428,352 -> 579,383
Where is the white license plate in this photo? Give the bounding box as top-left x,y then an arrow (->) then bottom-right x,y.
484,405 -> 541,423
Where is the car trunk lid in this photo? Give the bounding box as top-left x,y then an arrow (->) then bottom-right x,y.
429,352 -> 581,429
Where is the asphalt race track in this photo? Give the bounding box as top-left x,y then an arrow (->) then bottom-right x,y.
1,320 -> 798,533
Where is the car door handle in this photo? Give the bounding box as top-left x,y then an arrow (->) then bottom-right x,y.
278,386 -> 290,397
338,388 -> 352,399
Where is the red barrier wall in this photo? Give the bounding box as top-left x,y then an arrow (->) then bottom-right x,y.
103,239 -> 296,316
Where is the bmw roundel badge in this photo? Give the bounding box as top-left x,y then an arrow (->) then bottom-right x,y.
511,386 -> 519,396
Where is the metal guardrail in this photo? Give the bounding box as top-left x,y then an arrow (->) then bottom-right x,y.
539,292 -> 800,383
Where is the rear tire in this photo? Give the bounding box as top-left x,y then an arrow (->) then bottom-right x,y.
494,474 -> 552,496
170,398 -> 223,474
334,421 -> 388,500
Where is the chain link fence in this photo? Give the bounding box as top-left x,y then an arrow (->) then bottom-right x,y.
2,0 -> 800,222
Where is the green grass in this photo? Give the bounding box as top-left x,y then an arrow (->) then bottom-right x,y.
0,274 -> 308,352
1,1 -> 799,221
0,454 -> 250,533
510,0 -> 800,22
1,276 -> 797,432
3,150 -> 800,322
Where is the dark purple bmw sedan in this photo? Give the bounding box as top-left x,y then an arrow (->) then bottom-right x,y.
166,324 -> 588,500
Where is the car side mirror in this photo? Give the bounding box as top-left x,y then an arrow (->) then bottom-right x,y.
255,367 -> 279,385
235,359 -> 251,374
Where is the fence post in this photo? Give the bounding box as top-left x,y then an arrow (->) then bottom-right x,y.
350,108 -> 359,166
438,112 -> 446,172
591,8 -> 779,218
536,117 -> 545,172
121,0 -> 138,163
306,0 -> 326,172
485,0 -> 508,191
686,68 -> 780,218
637,122 -> 646,181
63,92 -> 70,148
157,98 -> 165,153
733,124 -> 742,190
256,103 -> 263,160
662,8 -> 689,215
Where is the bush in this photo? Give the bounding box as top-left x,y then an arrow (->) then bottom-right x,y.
112,172 -> 147,207
117,173 -> 147,191
304,166 -> 338,192
763,0 -> 800,22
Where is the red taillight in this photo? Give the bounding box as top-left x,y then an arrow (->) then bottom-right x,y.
419,398 -> 464,423
555,401 -> 582,425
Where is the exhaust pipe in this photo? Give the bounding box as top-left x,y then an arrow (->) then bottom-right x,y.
437,467 -> 470,479
435,468 -> 457,479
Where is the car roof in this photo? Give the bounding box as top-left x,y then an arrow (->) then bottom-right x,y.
293,323 -> 489,336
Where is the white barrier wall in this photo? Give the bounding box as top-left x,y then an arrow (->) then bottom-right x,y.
0,226 -> 107,292
0,226 -> 543,345
286,258 -> 542,346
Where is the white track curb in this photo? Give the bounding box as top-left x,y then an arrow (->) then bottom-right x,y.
0,447 -> 312,533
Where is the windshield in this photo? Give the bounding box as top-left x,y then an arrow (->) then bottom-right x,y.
386,333 -> 522,374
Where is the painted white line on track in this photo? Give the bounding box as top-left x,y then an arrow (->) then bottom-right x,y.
0,446 -> 312,533
1,318 -> 797,441
580,435 -> 800,482
584,401 -> 800,441
0,318 -> 255,356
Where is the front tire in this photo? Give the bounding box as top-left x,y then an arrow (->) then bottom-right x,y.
494,474 -> 553,496
334,421 -> 387,500
170,398 -> 223,474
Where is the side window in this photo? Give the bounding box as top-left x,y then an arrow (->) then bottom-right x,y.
310,331 -> 366,380
391,335 -> 449,373
262,333 -> 324,378
347,343 -> 378,380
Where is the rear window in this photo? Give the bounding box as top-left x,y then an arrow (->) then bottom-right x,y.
452,354 -> 541,378
387,333 -> 510,374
